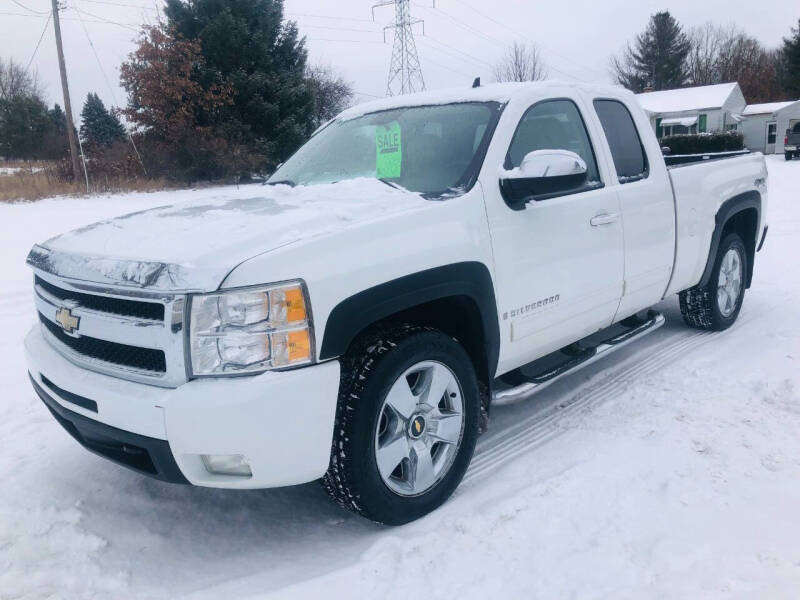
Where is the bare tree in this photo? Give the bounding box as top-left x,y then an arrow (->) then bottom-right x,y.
306,64 -> 354,129
0,57 -> 43,101
686,23 -> 730,86
494,42 -> 548,83
686,23 -> 786,102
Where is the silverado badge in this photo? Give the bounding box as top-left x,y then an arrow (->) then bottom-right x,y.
55,307 -> 80,334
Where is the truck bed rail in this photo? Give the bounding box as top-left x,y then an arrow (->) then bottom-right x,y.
665,149 -> 751,167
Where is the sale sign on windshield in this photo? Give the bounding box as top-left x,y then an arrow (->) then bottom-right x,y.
376,121 -> 402,179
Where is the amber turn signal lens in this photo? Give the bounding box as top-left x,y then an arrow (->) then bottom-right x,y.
287,329 -> 311,363
284,287 -> 307,323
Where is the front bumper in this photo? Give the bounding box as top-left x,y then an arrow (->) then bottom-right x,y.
25,325 -> 341,489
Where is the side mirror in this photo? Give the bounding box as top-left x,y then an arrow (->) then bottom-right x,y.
499,150 -> 588,209
661,146 -> 672,155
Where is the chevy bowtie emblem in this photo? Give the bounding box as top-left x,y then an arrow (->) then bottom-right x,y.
55,307 -> 80,334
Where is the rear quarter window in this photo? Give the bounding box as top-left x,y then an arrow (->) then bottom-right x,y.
593,99 -> 649,184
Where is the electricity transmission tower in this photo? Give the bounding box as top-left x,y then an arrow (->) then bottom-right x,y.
373,0 -> 426,96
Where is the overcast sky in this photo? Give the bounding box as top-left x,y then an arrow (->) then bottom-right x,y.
1,0 -> 796,122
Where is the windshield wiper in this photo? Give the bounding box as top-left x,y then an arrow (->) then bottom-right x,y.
378,178 -> 405,191
264,179 -> 296,187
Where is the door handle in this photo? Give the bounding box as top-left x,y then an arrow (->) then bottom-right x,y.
590,213 -> 619,227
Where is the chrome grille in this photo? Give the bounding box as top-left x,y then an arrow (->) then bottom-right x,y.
39,314 -> 167,373
36,276 -> 165,321
33,271 -> 187,388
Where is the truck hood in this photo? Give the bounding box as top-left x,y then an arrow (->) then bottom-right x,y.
28,179 -> 429,292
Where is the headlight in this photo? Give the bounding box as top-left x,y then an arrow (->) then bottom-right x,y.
188,281 -> 313,376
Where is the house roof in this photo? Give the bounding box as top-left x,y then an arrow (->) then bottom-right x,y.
635,83 -> 740,114
742,100 -> 800,116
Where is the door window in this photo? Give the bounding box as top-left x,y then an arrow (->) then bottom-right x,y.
767,123 -> 777,144
593,99 -> 649,183
507,99 -> 601,189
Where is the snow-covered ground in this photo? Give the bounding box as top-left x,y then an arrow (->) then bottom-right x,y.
0,166 -> 43,176
1,157 -> 799,599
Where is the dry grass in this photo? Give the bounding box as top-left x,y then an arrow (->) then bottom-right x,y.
0,161 -> 177,203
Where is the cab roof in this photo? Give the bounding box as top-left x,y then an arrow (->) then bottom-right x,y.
338,81 -> 632,121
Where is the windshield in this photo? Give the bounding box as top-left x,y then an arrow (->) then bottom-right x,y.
269,102 -> 503,197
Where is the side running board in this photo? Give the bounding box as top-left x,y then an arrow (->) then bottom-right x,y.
492,310 -> 666,405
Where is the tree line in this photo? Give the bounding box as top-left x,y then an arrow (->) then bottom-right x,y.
612,11 -> 800,102
3,3 -> 799,183
1,0 -> 353,182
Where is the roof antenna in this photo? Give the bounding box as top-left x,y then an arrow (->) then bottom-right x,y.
472,77 -> 481,88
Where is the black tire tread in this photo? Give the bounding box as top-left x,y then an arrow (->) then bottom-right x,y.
322,324 -> 446,522
679,232 -> 746,331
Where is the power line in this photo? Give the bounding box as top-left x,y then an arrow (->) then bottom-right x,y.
0,10 -> 140,28
306,37 -> 388,45
73,0 -> 147,174
413,1 -> 592,83
296,23 -> 382,36
417,49 -> 475,79
421,35 -> 493,70
79,0 -> 157,10
26,9 -> 52,72
354,90 -> 383,98
10,0 -> 50,15
287,12 -> 376,24
449,0 -> 600,79
415,2 -> 506,49
69,5 -> 140,31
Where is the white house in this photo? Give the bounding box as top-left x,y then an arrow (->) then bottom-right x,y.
635,82 -> 746,138
740,100 -> 800,155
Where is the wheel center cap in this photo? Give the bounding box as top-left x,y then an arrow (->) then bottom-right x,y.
408,414 -> 426,439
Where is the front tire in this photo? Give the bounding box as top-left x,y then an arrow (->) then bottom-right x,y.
322,326 -> 480,525
679,232 -> 747,331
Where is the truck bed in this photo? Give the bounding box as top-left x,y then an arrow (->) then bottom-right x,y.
665,152 -> 767,297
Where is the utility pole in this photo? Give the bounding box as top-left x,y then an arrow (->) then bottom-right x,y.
373,0 -> 426,96
51,0 -> 82,182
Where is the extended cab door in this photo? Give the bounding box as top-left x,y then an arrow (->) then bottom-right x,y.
590,96 -> 676,320
484,95 -> 625,374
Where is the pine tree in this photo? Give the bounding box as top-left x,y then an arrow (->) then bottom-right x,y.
80,93 -> 125,152
40,104 -> 70,159
0,94 -> 50,159
612,11 -> 691,92
164,0 -> 314,168
782,19 -> 800,98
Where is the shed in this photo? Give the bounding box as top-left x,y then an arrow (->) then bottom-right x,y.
741,100 -> 800,154
635,83 -> 746,139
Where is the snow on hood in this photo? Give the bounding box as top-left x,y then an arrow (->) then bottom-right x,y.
30,179 -> 428,291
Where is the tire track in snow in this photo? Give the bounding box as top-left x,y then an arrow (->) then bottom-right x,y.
462,305 -> 772,486
464,331 -> 712,484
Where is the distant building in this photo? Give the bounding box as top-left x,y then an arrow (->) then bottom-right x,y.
740,101 -> 800,155
636,83 -> 746,138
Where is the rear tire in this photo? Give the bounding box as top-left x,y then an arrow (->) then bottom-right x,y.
787,152 -> 793,161
679,233 -> 747,331
322,326 -> 480,525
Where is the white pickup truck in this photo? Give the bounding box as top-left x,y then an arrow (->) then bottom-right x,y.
25,82 -> 768,525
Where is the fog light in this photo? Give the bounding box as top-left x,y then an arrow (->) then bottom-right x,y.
201,454 -> 252,477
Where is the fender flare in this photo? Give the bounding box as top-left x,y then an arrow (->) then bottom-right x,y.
698,191 -> 761,289
319,262 -> 500,376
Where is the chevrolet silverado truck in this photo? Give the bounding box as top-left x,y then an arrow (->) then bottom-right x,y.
25,82 -> 769,525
